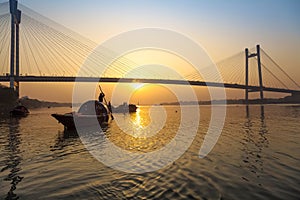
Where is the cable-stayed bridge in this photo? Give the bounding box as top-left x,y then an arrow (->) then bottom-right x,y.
0,1 -> 299,103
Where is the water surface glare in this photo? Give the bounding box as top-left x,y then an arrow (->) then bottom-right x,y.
0,105 -> 299,199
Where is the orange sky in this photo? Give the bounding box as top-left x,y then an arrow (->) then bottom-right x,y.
1,0 -> 299,103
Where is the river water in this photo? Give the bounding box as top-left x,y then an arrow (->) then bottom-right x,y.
0,105 -> 299,199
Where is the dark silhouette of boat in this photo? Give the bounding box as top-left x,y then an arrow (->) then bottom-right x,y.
112,103 -> 137,113
52,91 -> 113,130
10,105 -> 29,117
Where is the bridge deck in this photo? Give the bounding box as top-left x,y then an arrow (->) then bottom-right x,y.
0,76 -> 299,94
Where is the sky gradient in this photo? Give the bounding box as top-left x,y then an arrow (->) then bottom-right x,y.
1,0 -> 300,103
16,0 -> 300,62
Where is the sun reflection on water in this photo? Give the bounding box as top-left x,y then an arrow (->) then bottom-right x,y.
131,107 -> 148,138
108,106 -> 179,153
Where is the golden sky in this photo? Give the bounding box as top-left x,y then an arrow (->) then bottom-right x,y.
1,0 -> 299,103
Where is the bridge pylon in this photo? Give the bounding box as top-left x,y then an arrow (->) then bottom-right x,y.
245,45 -> 264,104
9,0 -> 21,97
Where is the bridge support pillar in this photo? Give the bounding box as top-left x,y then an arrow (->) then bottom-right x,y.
9,0 -> 16,89
15,10 -> 21,97
245,48 -> 249,104
9,0 -> 21,98
245,44 -> 264,104
256,45 -> 264,103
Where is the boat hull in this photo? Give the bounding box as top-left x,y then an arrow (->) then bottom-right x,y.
10,106 -> 29,117
52,113 -> 111,130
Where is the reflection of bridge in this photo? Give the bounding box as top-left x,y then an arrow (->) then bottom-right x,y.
1,0 -> 300,103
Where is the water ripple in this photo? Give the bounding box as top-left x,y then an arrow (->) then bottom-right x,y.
0,106 -> 299,199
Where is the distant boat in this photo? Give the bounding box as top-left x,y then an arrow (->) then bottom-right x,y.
10,105 -> 29,117
112,103 -> 137,113
52,88 -> 113,130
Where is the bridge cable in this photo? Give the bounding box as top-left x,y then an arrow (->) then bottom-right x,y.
261,48 -> 300,88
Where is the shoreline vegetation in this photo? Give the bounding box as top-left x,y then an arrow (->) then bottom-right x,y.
19,97 -> 72,109
160,96 -> 300,106
0,84 -> 71,115
161,93 -> 300,105
0,96 -> 71,115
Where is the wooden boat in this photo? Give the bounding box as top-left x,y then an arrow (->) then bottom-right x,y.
52,99 -> 113,130
10,105 -> 29,117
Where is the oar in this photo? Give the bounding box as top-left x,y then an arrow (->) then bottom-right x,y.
99,84 -> 114,120
98,84 -> 108,104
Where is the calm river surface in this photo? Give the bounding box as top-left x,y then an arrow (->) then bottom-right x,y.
0,105 -> 299,199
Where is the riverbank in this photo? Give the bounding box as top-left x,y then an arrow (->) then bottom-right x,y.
161,95 -> 300,106
0,97 -> 71,116
19,97 -> 71,109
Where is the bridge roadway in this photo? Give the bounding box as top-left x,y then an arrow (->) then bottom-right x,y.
0,75 -> 299,94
